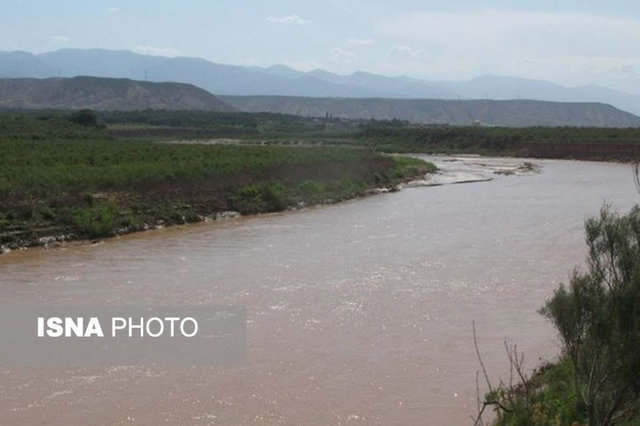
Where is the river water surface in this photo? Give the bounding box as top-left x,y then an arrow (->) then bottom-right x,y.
1,156 -> 638,425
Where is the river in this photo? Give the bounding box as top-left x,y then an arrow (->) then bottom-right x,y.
0,156 -> 638,425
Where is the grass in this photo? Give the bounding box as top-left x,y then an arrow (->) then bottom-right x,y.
0,114 -> 435,249
488,355 -> 640,425
485,357 -> 584,426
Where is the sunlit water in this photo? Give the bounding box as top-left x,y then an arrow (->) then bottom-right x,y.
0,156 -> 637,425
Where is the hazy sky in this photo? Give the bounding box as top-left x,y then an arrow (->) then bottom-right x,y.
1,0 -> 639,93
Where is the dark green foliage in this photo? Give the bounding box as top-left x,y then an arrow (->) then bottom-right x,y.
541,206 -> 640,425
6,109 -> 640,160
68,109 -> 98,127
261,183 -> 289,211
296,180 -> 327,204
0,122 -> 383,201
72,202 -> 119,238
359,124 -> 640,159
0,112 -> 103,140
489,206 -> 640,425
226,183 -> 292,214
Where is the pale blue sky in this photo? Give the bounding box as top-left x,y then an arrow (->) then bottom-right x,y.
1,0 -> 639,93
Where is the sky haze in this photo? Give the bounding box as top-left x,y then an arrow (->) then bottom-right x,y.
1,0 -> 639,94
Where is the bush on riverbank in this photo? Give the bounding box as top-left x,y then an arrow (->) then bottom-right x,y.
0,115 -> 434,249
483,206 -> 640,425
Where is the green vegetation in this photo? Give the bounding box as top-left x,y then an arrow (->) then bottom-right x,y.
69,109 -> 99,127
5,109 -> 640,159
0,113 -> 433,249
4,106 -> 639,252
99,111 -> 640,158
358,123 -> 640,159
482,206 -> 640,425
96,111 -> 640,160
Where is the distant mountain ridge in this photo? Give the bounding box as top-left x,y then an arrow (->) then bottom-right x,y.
1,48 -> 640,116
221,96 -> 640,128
0,76 -> 232,111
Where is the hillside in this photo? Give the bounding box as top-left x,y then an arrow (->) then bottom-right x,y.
2,49 -> 640,116
0,74 -> 636,127
0,76 -> 233,111
221,96 -> 640,128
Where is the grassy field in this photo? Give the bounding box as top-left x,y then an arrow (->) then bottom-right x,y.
0,114 -> 434,249
5,107 -> 639,249
97,110 -> 640,160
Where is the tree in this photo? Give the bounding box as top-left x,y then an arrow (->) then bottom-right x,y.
68,109 -> 98,127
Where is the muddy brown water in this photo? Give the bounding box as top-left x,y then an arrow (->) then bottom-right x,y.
1,156 -> 638,425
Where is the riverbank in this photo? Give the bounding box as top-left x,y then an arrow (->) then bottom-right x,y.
0,115 -> 435,252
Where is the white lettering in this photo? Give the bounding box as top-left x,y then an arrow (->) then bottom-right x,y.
165,317 -> 180,337
181,317 -> 198,337
85,317 -> 104,337
39,316 -> 201,338
145,317 -> 164,337
129,317 -> 144,337
112,317 -> 127,337
38,317 -> 104,337
47,317 -> 63,337
65,317 -> 84,337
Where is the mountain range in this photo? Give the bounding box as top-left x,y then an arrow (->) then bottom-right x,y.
2,48 -> 640,117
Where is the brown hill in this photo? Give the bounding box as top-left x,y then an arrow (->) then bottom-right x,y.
221,95 -> 640,128
0,76 -> 233,111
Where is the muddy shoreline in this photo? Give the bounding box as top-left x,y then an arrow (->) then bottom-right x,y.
0,179 -> 414,256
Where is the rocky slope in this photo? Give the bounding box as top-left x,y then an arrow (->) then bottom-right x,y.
0,76 -> 233,111
221,96 -> 640,127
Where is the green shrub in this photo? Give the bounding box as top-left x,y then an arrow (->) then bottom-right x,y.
72,202 -> 119,238
540,206 -> 640,425
228,184 -> 264,214
297,180 -> 326,203
488,206 -> 640,425
262,183 -> 289,211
